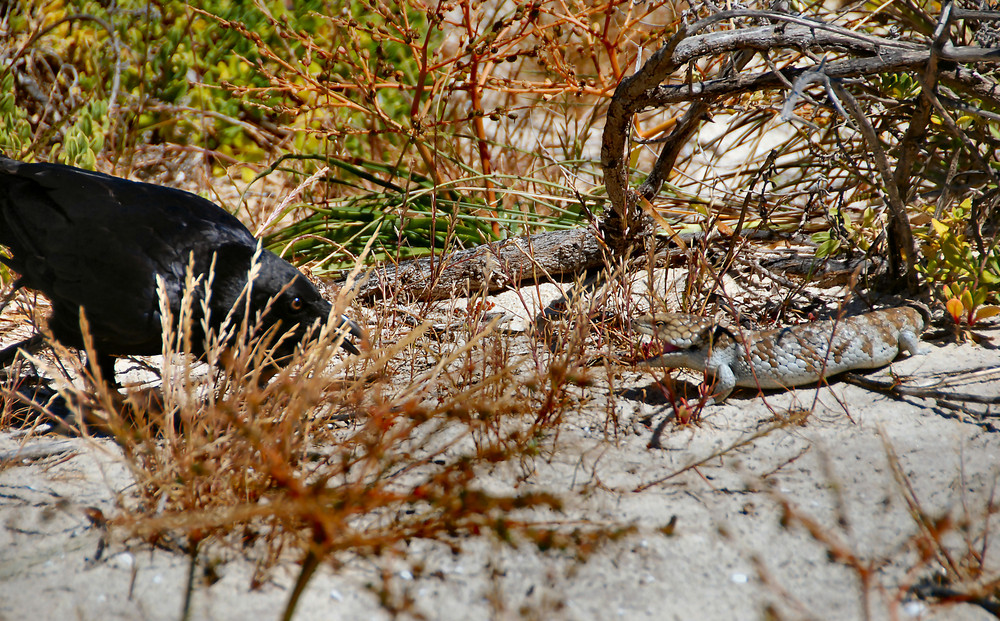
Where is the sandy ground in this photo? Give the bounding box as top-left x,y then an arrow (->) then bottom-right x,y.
2,280 -> 1000,621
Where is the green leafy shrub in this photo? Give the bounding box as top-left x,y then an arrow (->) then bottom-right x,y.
916,198 -> 1000,326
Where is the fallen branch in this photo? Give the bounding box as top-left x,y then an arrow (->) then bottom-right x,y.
843,371 -> 1000,404
347,227 -> 608,302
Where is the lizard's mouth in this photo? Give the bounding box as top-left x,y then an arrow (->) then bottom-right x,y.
630,338 -> 682,363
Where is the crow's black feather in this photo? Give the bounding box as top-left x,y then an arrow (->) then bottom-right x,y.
0,157 -> 361,382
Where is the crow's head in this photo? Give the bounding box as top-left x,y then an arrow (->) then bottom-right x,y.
208,244 -> 363,360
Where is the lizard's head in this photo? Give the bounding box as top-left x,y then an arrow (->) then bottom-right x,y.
630,313 -> 733,363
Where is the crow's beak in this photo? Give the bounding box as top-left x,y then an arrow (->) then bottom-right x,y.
333,314 -> 366,355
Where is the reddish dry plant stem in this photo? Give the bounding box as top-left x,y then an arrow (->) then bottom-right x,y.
461,0 -> 501,237
601,4 -> 622,84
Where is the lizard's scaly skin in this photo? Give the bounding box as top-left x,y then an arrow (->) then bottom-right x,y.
632,307 -> 927,403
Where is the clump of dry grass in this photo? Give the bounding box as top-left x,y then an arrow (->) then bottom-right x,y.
0,260 -> 631,619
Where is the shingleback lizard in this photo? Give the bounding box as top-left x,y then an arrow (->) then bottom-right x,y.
631,307 -> 927,403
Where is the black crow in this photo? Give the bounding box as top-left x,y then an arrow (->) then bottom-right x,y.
0,156 -> 363,383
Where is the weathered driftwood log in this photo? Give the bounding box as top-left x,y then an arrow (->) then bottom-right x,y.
346,228 -> 607,302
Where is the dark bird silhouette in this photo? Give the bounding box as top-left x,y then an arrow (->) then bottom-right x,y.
0,156 -> 362,384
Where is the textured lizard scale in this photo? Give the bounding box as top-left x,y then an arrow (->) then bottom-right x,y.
632,307 -> 927,403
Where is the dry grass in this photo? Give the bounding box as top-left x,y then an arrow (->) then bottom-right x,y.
0,260 -> 637,619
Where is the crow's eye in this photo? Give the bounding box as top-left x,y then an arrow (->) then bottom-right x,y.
289,297 -> 303,312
